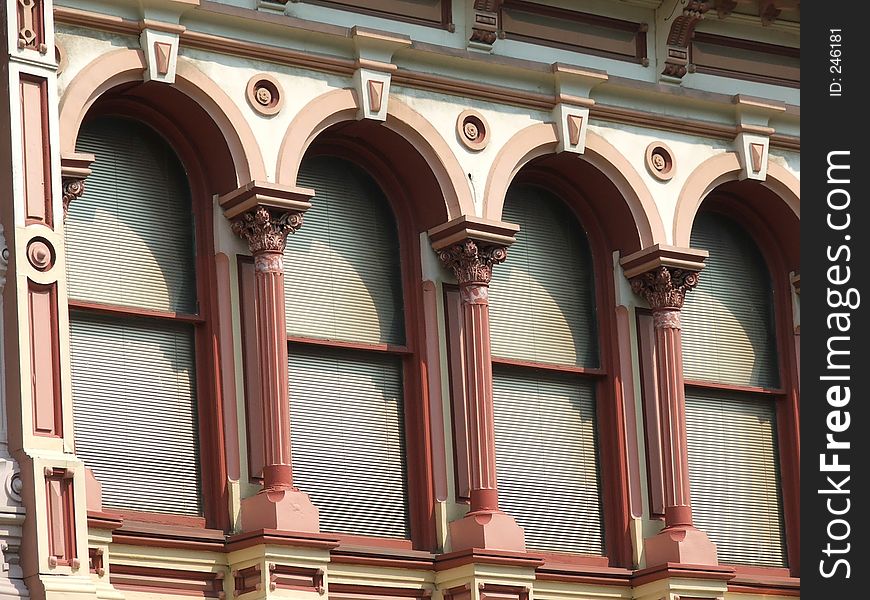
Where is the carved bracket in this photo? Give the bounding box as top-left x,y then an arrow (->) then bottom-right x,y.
470,0 -> 503,49
140,23 -> 185,84
661,1 -> 710,81
732,95 -> 785,181
61,152 -> 95,221
550,64 -> 607,154
351,27 -> 410,121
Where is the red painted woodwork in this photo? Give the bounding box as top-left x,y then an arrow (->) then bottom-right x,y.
636,309 -> 665,518
429,232 -> 525,553
29,282 -> 62,437
299,137 -> 440,551
255,252 -> 294,487
700,188 -> 801,577
20,75 -> 53,227
45,467 -> 78,568
110,565 -> 224,598
80,95 -> 235,530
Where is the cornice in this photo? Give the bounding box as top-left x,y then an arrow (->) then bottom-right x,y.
53,4 -> 800,150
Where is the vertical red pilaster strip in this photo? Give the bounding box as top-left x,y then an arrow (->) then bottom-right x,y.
254,251 -> 294,489
434,236 -> 524,551
19,75 -> 53,227
29,281 -> 62,437
45,468 -> 77,567
652,308 -> 693,526
628,264 -> 717,565
460,283 -> 499,513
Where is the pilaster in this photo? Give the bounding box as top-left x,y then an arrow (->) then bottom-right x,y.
1,0 -> 96,597
219,181 -> 320,534
620,246 -> 717,568
428,217 -> 524,553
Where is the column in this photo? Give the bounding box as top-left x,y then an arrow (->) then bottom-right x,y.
429,217 -> 525,552
621,247 -> 718,566
219,183 -> 319,533
1,0 -> 98,597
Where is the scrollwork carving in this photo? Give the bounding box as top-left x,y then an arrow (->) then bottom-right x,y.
231,205 -> 304,255
630,266 -> 700,310
62,178 -> 86,221
437,238 -> 508,286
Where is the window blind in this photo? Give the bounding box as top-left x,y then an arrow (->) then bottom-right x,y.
70,313 -> 202,515
285,156 -> 405,345
682,212 -> 779,388
493,367 -> 603,554
68,117 -> 196,313
685,390 -> 787,566
288,346 -> 410,538
489,185 -> 598,367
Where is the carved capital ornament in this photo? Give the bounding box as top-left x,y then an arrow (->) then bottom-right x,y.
630,266 -> 700,310
438,238 -> 508,286
231,206 -> 304,255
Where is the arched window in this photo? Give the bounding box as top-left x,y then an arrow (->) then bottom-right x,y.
282,155 -> 410,538
488,184 -> 603,555
68,117 -> 202,516
682,211 -> 787,567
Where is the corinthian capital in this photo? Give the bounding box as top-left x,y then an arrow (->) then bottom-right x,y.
630,266 -> 700,310
620,244 -> 708,310
438,239 -> 508,286
218,181 -> 315,255
231,206 -> 304,254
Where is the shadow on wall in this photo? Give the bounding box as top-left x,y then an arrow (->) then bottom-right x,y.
284,154 -> 405,346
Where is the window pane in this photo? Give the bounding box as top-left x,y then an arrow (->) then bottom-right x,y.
287,156 -> 405,345
490,185 -> 598,367
493,367 -> 603,554
69,117 -> 196,313
288,345 -> 410,538
682,212 -> 779,388
70,313 -> 202,516
685,390 -> 787,566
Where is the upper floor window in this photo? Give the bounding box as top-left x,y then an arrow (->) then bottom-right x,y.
282,155 -> 410,539
68,116 -> 202,517
487,184 -> 603,555
682,210 -> 787,567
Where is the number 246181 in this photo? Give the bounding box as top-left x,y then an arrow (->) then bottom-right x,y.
830,29 -> 842,73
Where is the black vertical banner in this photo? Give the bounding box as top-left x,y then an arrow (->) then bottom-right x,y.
802,5 -> 868,597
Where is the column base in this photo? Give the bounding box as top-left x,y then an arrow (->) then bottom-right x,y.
644,525 -> 718,567
240,487 -> 320,533
449,510 -> 525,552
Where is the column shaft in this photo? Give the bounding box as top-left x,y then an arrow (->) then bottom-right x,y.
254,251 -> 294,489
652,309 -> 693,527
460,283 -> 498,513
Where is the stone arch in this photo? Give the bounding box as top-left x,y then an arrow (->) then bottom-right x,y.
674,152 -> 800,247
275,88 -> 474,221
483,123 -> 665,250
58,48 -> 265,186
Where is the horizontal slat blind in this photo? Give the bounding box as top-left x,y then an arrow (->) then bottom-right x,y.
685,391 -> 786,566
70,313 -> 202,515
682,212 -> 778,388
492,367 -> 603,554
489,185 -> 598,367
68,117 -> 196,313
286,156 -> 404,345
288,346 -> 410,538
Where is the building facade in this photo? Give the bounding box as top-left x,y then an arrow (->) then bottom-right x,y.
1,1 -> 800,599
